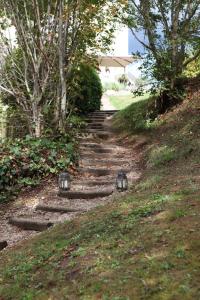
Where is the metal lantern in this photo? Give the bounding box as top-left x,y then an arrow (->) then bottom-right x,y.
116,170 -> 128,192
59,172 -> 71,191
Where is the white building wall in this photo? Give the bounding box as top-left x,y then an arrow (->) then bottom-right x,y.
110,26 -> 128,56
100,26 -> 129,83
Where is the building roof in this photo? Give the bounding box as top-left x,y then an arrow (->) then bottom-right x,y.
98,56 -> 136,68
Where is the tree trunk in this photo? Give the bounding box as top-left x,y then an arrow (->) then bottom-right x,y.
32,104 -> 42,138
53,85 -> 61,129
60,75 -> 67,132
58,0 -> 67,133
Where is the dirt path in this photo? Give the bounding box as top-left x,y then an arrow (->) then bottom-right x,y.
0,111 -> 142,249
101,94 -> 116,110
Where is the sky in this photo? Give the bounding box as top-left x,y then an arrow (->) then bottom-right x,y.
128,29 -> 146,54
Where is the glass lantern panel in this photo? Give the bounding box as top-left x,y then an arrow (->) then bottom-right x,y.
123,179 -> 128,189
117,179 -> 123,189
63,180 -> 69,189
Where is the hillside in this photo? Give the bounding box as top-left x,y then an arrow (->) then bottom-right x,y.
1,86 -> 200,299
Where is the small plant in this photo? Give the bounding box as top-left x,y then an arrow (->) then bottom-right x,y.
18,178 -> 40,187
175,248 -> 186,259
118,74 -> 129,85
169,209 -> 187,221
161,261 -> 175,270
67,115 -> 86,129
148,145 -> 176,167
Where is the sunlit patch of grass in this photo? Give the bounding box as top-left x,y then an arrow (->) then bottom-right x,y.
136,175 -> 162,191
147,145 -> 176,167
112,95 -> 157,133
109,93 -> 150,110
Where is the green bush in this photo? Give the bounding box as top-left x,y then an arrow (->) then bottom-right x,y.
0,136 -> 77,203
74,64 -> 103,114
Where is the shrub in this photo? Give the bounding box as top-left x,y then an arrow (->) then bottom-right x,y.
0,135 -> 78,203
118,74 -> 129,85
73,64 -> 103,114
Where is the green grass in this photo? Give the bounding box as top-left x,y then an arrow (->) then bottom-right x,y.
1,187 -> 200,300
1,189 -> 200,300
112,94 -> 157,132
109,93 -> 150,110
1,88 -> 200,299
147,145 -> 176,167
103,82 -> 126,92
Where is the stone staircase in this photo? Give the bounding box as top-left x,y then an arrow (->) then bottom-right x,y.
0,110 -> 140,251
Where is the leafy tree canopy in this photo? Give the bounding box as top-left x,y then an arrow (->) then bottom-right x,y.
126,0 -> 200,93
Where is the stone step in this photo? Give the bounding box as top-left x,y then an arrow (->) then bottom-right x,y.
87,129 -> 110,133
87,122 -> 105,126
80,168 -> 114,176
36,205 -> 85,213
87,127 -> 106,132
97,132 -> 112,139
88,115 -> 114,119
86,118 -> 105,123
74,180 -> 115,187
80,147 -> 113,154
86,126 -> 109,131
88,110 -> 118,115
0,240 -> 8,251
102,110 -> 118,113
80,167 -> 130,177
77,136 -> 96,143
87,114 -> 107,118
58,189 -> 113,199
80,143 -> 115,149
87,124 -> 105,129
80,143 -> 103,148
80,153 -> 125,160
9,218 -> 54,231
81,159 -> 130,166
87,130 -> 111,139
87,115 -> 114,119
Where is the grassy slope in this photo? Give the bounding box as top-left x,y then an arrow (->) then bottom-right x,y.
109,93 -> 150,110
1,91 -> 200,299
